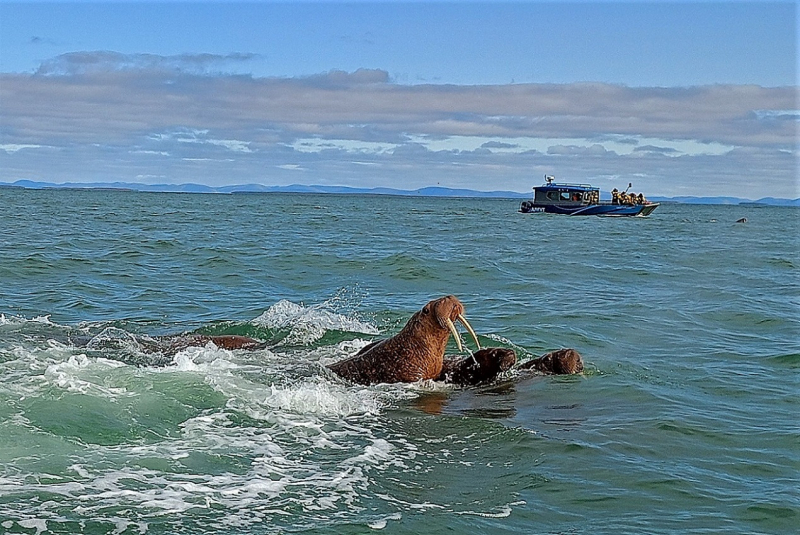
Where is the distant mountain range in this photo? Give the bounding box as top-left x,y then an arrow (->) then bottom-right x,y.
2,180 -> 798,206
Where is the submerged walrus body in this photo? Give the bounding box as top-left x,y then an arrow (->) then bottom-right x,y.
518,348 -> 584,375
86,334 -> 268,358
438,347 -> 518,386
327,295 -> 481,385
438,347 -> 584,387
159,335 -> 268,355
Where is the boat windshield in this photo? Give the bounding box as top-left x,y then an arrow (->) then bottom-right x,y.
547,191 -> 583,201
547,191 -> 584,202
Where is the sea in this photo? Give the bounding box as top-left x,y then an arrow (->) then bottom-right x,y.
0,188 -> 797,535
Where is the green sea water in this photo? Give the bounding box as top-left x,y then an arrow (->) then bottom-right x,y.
0,188 -> 798,534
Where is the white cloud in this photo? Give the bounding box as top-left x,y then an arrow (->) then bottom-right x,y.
0,144 -> 43,153
290,138 -> 395,155
0,53 -> 796,198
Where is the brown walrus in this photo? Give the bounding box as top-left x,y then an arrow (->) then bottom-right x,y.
518,348 -> 584,375
327,295 -> 481,385
438,347 -> 518,386
159,335 -> 268,355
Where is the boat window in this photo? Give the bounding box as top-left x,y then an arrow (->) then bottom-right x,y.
560,192 -> 572,201
547,191 -> 560,201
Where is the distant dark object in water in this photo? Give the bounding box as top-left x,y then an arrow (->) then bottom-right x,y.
736,217 -> 748,223
518,348 -> 584,375
438,347 -> 517,386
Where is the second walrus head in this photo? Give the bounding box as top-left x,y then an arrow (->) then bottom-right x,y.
520,348 -> 584,375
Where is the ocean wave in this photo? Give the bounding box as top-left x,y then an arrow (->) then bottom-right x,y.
252,298 -> 379,345
43,353 -> 133,398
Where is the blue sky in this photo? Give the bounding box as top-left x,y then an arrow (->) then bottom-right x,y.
0,1 -> 797,198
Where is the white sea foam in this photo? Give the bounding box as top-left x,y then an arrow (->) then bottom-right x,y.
368,512 -> 402,530
0,313 -> 55,327
253,299 -> 379,345
258,379 -> 383,417
86,326 -> 142,351
169,344 -> 240,372
2,405 -> 413,531
43,353 -> 133,398
16,519 -> 48,535
455,505 -> 515,518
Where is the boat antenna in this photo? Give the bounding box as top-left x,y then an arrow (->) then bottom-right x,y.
624,182 -> 632,193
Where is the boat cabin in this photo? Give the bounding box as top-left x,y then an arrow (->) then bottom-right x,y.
533,183 -> 600,206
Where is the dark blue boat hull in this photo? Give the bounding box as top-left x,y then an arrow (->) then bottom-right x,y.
520,202 -> 659,217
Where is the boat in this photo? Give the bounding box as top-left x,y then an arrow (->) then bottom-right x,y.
519,176 -> 659,217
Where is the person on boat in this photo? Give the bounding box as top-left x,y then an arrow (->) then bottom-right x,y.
637,193 -> 645,205
611,188 -> 619,204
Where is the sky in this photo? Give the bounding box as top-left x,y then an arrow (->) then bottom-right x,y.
0,0 -> 797,199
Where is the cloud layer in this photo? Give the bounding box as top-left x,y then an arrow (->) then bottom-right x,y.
1,52 -> 797,198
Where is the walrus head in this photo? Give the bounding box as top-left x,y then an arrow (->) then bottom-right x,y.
473,347 -> 517,373
520,348 -> 584,375
404,295 -> 481,353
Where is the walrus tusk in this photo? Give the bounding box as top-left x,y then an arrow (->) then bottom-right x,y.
445,318 -> 463,352
457,314 -> 481,350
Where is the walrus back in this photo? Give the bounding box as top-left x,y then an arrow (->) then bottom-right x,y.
327,334 -> 445,385
326,339 -> 395,385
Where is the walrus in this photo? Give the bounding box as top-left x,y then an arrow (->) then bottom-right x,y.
438,347 -> 518,386
159,335 -> 268,355
518,348 -> 584,375
327,295 -> 481,385
76,333 -> 269,358
437,347 -> 584,386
